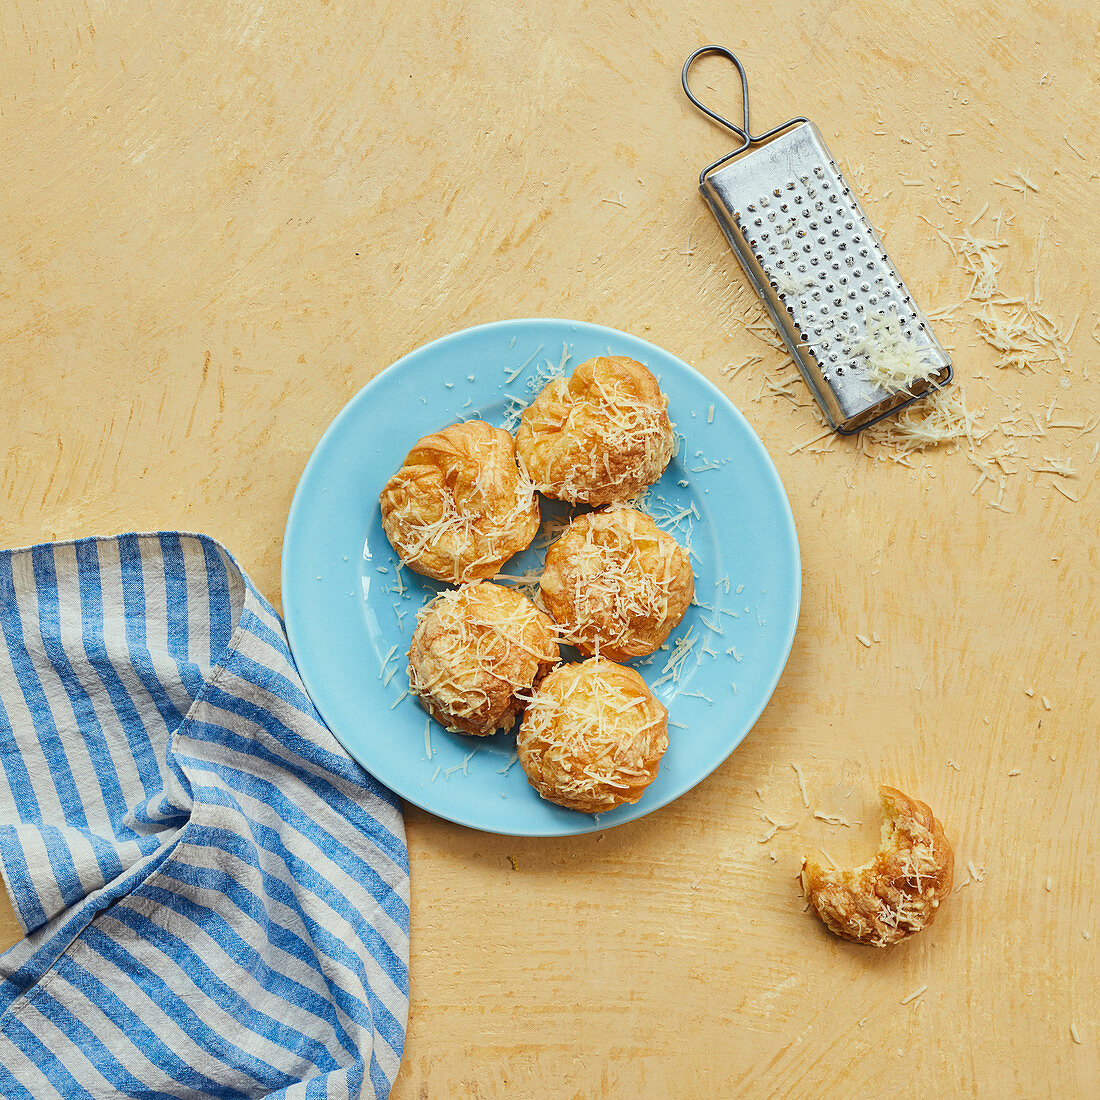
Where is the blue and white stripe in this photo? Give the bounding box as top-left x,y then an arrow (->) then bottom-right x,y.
0,533 -> 409,1097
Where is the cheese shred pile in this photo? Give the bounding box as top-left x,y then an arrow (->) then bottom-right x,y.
737,191 -> 1087,501
851,309 -> 939,396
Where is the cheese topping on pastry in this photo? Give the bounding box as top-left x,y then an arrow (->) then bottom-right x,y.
540,505 -> 694,661
516,356 -> 674,505
408,582 -> 559,737
380,420 -> 540,584
516,657 -> 668,812
801,786 -> 954,947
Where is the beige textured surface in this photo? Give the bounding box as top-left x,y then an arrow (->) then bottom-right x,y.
1,1 -> 1097,1096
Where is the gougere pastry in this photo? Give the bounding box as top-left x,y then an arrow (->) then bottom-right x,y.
408,582 -> 559,737
379,420 -> 540,584
540,506 -> 694,661
517,657 -> 668,812
516,356 -> 675,505
801,785 -> 954,947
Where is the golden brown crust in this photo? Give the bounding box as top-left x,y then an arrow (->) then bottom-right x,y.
515,357 -> 674,505
379,420 -> 540,584
540,506 -> 694,661
516,657 -> 668,812
408,582 -> 559,737
801,785 -> 954,947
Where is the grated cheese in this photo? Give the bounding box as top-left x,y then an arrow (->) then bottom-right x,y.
443,749 -> 479,777
900,985 -> 928,1006
1012,168 -> 1038,193
678,689 -> 713,703
650,627 -> 698,689
503,344 -> 545,384
494,567 -> 545,602
757,812 -> 798,844
502,343 -> 572,431
408,585 -> 558,738
545,505 -> 691,657
863,384 -> 988,457
391,561 -> 407,597
846,203 -> 1092,500
792,763 -> 810,808
813,811 -> 851,827
518,658 -> 666,806
788,427 -> 834,454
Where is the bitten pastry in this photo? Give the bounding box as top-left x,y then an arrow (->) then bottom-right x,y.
516,657 -> 668,812
408,582 -> 559,737
801,785 -> 954,947
540,505 -> 694,661
380,420 -> 540,584
516,356 -> 675,505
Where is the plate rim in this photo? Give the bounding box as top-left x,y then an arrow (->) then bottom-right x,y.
281,316 -> 801,836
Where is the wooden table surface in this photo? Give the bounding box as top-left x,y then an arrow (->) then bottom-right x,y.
2,1 -> 1096,1096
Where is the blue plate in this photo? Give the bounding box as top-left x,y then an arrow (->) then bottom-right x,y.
282,318 -> 800,836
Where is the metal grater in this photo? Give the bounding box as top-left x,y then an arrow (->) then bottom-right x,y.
682,46 -> 952,434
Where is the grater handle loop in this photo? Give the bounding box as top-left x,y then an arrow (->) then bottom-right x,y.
684,46 -> 810,185
681,46 -> 752,151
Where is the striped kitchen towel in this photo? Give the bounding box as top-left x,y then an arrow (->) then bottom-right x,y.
0,533 -> 409,1098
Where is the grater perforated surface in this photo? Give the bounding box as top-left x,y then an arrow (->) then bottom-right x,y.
699,120 -> 952,432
